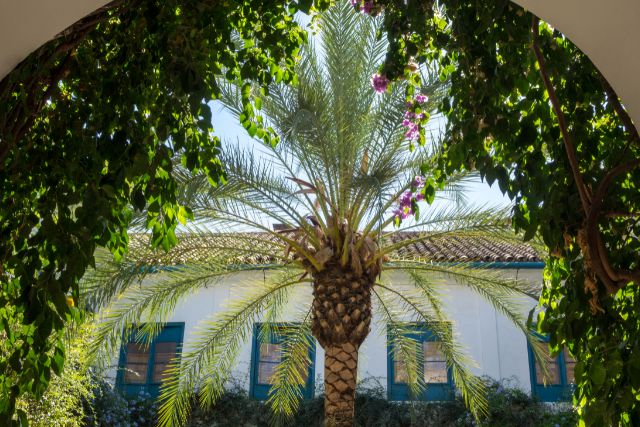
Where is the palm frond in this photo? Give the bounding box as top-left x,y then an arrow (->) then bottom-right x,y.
157,275 -> 307,427
374,282 -> 488,419
88,262 -> 262,365
375,204 -> 518,262
266,313 -> 315,425
371,287 -> 426,397
391,264 -> 550,382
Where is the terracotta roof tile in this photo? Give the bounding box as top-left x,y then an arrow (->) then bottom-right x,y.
387,232 -> 541,263
129,232 -> 542,266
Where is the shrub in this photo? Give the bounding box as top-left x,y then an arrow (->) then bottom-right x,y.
14,324 -> 95,427
85,377 -> 158,427
13,320 -> 160,427
185,377 -> 577,427
23,360 -> 575,427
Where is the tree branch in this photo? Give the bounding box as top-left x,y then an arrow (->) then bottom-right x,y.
598,71 -> 640,148
0,0 -> 131,166
530,16 -> 591,215
585,159 -> 640,293
531,16 -> 640,296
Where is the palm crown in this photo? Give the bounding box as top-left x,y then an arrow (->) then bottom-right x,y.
84,4 -> 544,427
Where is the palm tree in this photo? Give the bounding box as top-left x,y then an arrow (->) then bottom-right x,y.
84,3 -> 544,427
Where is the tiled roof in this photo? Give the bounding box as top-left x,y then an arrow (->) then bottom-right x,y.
128,232 -> 543,266
387,232 -> 542,263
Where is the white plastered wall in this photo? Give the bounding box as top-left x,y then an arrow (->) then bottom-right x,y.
106,267 -> 542,396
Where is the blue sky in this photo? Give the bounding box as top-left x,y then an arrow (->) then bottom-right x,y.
208,8 -> 511,220
211,103 -> 511,211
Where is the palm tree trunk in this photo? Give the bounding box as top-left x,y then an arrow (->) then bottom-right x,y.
324,343 -> 359,427
311,261 -> 374,427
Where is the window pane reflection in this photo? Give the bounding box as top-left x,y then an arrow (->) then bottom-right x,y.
124,343 -> 150,384
394,360 -> 408,384
564,348 -> 576,384
152,342 -> 177,383
423,342 -> 447,383
534,343 -> 560,385
258,343 -> 282,384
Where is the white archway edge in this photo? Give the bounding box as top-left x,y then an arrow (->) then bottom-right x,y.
513,0 -> 640,126
0,0 -> 109,81
1,0 -> 639,124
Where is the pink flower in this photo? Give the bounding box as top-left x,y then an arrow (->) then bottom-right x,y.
415,94 -> 428,104
403,110 -> 415,119
393,207 -> 404,220
362,1 -> 374,14
350,0 -> 359,6
416,192 -> 425,201
400,191 -> 413,207
412,175 -> 425,187
402,119 -> 412,127
404,124 -> 420,141
370,73 -> 389,93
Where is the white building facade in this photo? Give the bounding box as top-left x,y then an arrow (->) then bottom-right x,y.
111,264 -> 575,404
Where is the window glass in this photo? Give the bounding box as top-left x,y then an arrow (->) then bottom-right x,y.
118,323 -> 184,398
534,343 -> 561,385
564,348 -> 576,384
392,340 -> 448,384
152,341 -> 178,383
423,341 -> 448,383
124,343 -> 150,384
393,359 -> 408,383
251,324 -> 315,400
257,343 -> 282,384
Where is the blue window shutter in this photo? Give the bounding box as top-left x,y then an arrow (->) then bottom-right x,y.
249,323 -> 316,400
116,322 -> 185,399
387,323 -> 454,401
527,335 -> 574,402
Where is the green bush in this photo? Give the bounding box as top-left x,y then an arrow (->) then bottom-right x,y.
185,377 -> 577,427
14,324 -> 95,427
12,320 -> 160,427
85,377 -> 159,427
16,340 -> 576,427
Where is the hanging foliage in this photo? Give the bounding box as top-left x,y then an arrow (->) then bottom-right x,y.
0,0 -> 329,422
357,0 -> 640,424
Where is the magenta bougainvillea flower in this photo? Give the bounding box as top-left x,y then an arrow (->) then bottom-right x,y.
370,73 -> 389,93
404,123 -> 420,141
393,175 -> 428,222
412,175 -> 425,187
351,0 -> 377,15
361,1 -> 374,14
401,93 -> 430,142
415,94 -> 428,104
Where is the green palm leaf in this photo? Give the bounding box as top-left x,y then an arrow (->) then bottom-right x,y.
85,3 -> 545,426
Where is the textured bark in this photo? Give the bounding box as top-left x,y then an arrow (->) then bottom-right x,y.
311,261 -> 373,349
324,343 -> 359,427
311,260 -> 374,427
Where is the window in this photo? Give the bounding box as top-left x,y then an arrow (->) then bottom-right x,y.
250,323 -> 316,400
387,324 -> 454,401
116,323 -> 185,398
527,337 -> 575,402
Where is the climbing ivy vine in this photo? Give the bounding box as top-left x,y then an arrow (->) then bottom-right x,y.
357,0 -> 640,424
0,0 -> 327,423
3,0 -> 640,425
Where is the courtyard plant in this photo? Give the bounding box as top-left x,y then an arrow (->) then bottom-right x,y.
351,1 -> 640,423
85,3 -> 545,427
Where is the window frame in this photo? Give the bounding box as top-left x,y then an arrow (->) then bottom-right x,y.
387,323 -> 454,401
249,323 -> 316,401
116,322 -> 185,398
527,333 -> 575,402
